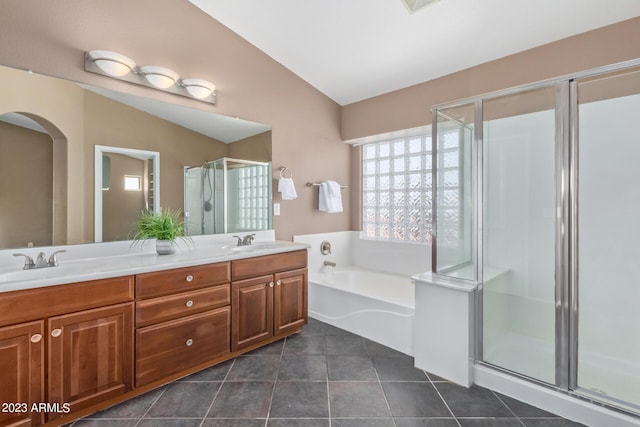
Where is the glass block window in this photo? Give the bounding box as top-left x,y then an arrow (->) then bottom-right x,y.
236,164 -> 270,231
361,129 -> 461,244
362,134 -> 433,243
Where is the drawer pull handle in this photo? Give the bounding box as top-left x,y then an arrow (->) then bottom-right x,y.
276,280 -> 282,286
30,334 -> 42,343
185,300 -> 194,308
51,329 -> 62,338
186,275 -> 194,282
269,282 -> 274,288
186,338 -> 194,346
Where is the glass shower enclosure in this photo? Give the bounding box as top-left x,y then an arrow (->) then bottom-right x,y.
184,157 -> 272,235
431,63 -> 640,416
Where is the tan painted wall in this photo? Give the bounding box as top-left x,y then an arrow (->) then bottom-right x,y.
102,153 -> 146,242
0,122 -> 53,248
228,131 -> 272,163
0,0 -> 348,241
341,17 -> 640,140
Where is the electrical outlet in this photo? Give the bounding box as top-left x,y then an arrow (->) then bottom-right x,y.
274,203 -> 281,216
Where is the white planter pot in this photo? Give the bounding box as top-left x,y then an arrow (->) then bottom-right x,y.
155,239 -> 176,255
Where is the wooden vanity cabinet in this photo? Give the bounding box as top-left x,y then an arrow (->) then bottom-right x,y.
0,321 -> 44,427
134,262 -> 232,387
231,251 -> 308,351
0,276 -> 134,426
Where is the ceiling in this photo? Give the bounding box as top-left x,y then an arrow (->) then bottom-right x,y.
189,0 -> 640,106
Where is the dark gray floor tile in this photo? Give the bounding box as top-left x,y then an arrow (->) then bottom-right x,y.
521,419 -> 586,427
382,382 -> 451,417
426,372 -> 448,382
332,418 -> 395,427
327,355 -> 377,381
374,356 -> 429,381
458,419 -> 523,427
73,420 -> 139,426
226,355 -> 280,381
269,381 -> 329,418
297,319 -> 325,337
329,382 -> 392,418
178,360 -> 234,382
364,339 -> 406,357
278,355 -> 327,381
146,382 -> 220,418
247,339 -> 285,355
202,420 -> 267,427
325,335 -> 368,355
284,335 -> 327,355
268,418 -> 330,426
322,323 -> 352,336
394,419 -> 460,427
206,381 -> 274,418
86,386 -> 165,418
496,393 -> 557,418
136,419 -> 203,427
435,384 -> 512,418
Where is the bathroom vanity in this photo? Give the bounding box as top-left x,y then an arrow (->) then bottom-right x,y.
0,243 -> 308,427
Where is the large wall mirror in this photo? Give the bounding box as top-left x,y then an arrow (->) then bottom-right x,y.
0,64 -> 272,250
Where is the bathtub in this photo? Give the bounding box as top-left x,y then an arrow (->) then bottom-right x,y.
308,266 -> 415,356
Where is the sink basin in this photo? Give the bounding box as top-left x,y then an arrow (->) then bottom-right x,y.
0,260 -> 108,284
231,242 -> 284,252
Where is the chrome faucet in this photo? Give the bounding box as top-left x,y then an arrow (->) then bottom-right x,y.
233,234 -> 256,246
13,250 -> 66,270
323,260 -> 337,267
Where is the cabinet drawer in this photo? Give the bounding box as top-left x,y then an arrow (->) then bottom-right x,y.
136,262 -> 230,299
231,250 -> 307,281
136,284 -> 230,328
0,276 -> 134,327
135,307 -> 230,387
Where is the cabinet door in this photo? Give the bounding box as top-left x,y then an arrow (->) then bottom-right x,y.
232,275 -> 273,351
0,321 -> 44,427
274,268 -> 308,336
48,303 -> 133,420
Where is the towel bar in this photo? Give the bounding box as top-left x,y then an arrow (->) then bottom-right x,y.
306,182 -> 348,189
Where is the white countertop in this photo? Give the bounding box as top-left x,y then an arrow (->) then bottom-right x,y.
0,240 -> 309,293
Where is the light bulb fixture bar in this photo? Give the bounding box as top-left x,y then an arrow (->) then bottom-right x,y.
84,50 -> 216,105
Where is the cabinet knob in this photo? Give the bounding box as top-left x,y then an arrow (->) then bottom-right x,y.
51,328 -> 62,338
186,338 -> 194,346
276,280 -> 282,286
269,282 -> 274,288
185,300 -> 194,308
185,275 -> 194,282
30,334 -> 42,343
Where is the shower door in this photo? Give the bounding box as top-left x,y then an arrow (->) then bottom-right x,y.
574,67 -> 640,410
481,86 -> 558,384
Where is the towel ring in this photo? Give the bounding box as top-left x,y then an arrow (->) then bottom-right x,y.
279,167 -> 292,179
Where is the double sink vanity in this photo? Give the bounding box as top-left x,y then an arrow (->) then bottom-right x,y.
0,239 -> 308,427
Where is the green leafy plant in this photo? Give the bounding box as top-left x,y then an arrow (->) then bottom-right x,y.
131,208 -> 188,243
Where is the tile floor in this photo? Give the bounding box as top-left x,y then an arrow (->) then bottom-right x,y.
71,318 -> 585,427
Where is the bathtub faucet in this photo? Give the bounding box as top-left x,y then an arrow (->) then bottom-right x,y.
323,260 -> 337,267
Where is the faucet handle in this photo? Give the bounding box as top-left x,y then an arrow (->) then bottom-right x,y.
13,253 -> 35,270
243,234 -> 256,245
48,250 -> 67,267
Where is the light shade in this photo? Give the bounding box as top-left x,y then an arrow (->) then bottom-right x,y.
181,78 -> 216,99
140,65 -> 179,89
89,50 -> 136,77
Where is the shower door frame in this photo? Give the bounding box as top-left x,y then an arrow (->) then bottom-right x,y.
431,57 -> 640,416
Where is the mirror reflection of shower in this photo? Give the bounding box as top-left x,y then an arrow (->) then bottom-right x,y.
184,157 -> 272,236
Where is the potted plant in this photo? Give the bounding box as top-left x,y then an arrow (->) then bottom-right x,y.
132,208 -> 189,255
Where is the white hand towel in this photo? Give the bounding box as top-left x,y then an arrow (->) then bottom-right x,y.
278,177 -> 298,200
319,180 -> 343,213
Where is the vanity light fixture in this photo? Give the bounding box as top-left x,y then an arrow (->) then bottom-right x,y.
84,50 -> 216,105
180,78 -> 216,99
88,50 -> 136,77
139,65 -> 179,89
